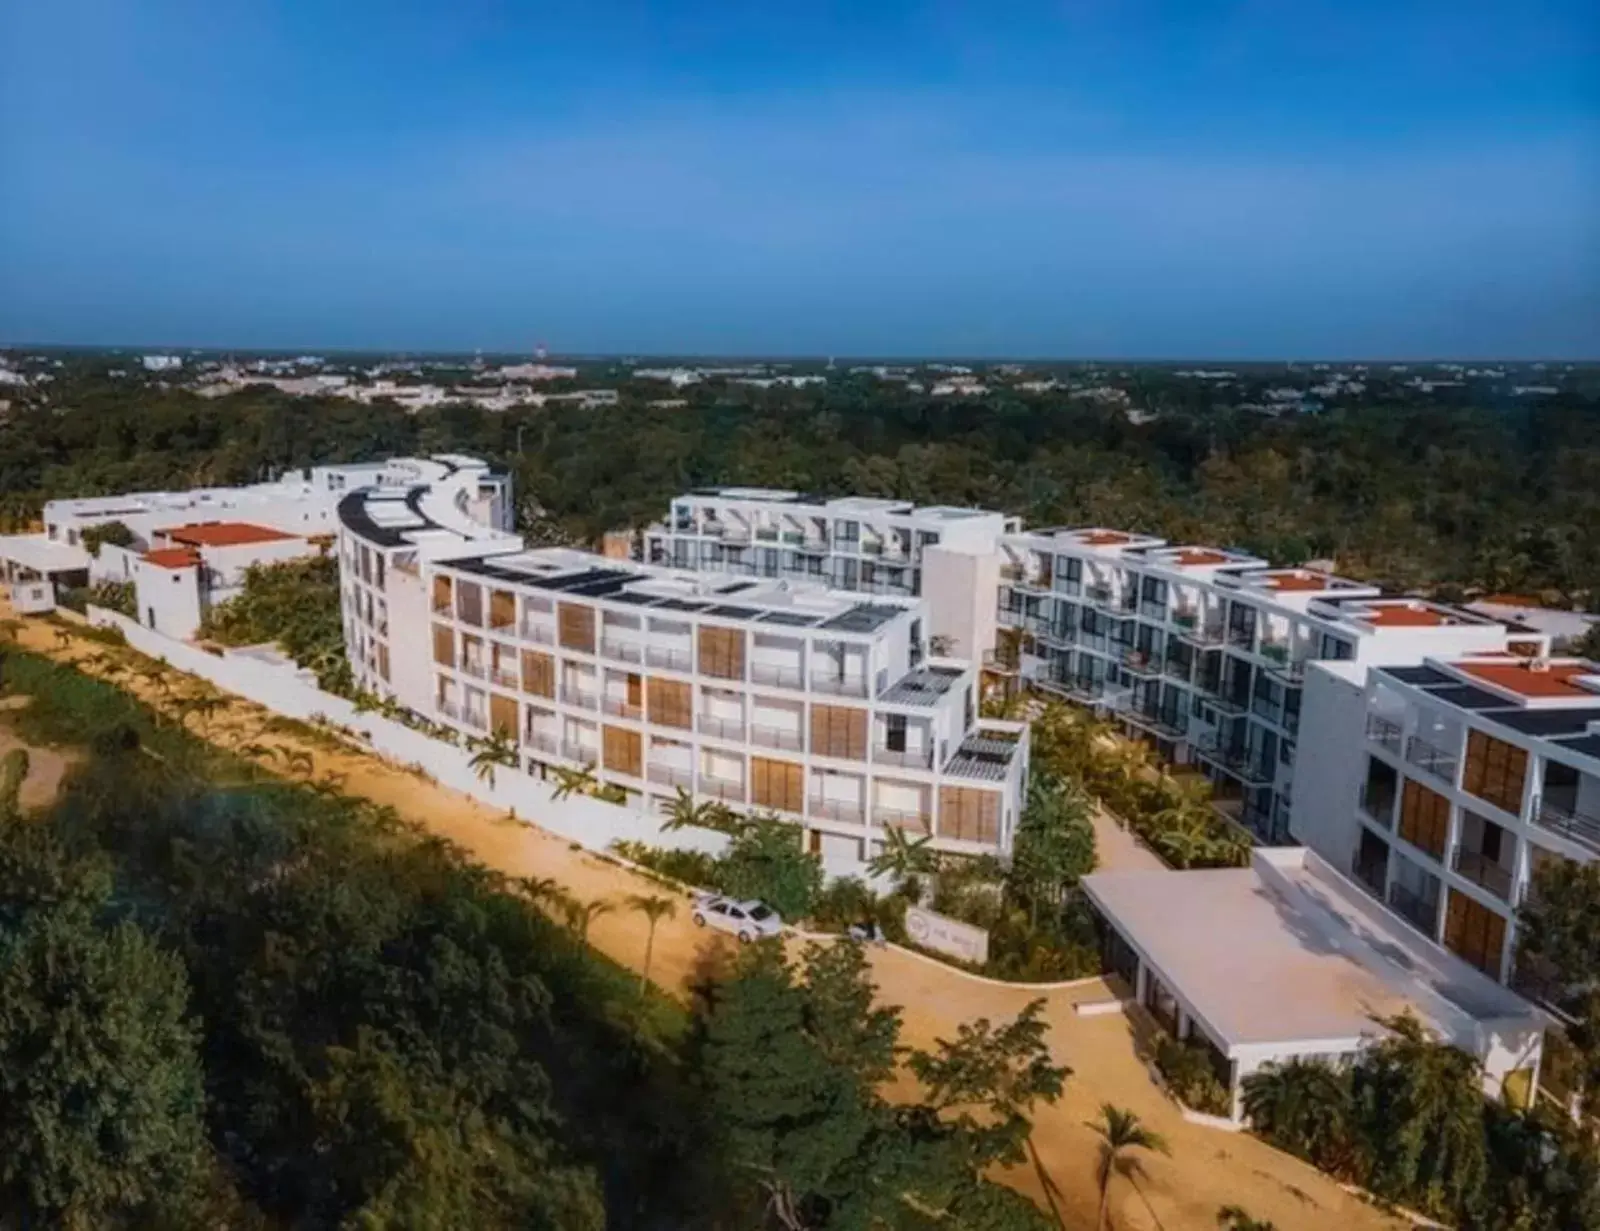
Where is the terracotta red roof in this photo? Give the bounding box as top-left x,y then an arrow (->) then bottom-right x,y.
143,547 -> 202,569
1264,571 -> 1335,592
1455,659 -> 1599,700
162,521 -> 296,548
1080,530 -> 1132,546
1361,604 -> 1453,628
1173,548 -> 1230,567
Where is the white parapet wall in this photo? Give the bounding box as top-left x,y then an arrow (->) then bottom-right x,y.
84,606 -> 732,861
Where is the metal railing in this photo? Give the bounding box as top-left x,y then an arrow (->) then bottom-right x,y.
491,666 -> 519,690
1121,649 -> 1160,676
1179,622 -> 1227,646
1366,713 -> 1404,756
603,697 -> 643,720
873,746 -> 934,770
458,659 -> 486,680
1225,626 -> 1256,650
519,623 -> 555,645
561,686 -> 598,710
809,798 -> 864,823
873,806 -> 931,832
1387,883 -> 1440,935
750,662 -> 804,689
702,776 -> 746,802
750,724 -> 804,751
647,763 -> 694,787
811,674 -> 869,697
1452,848 -> 1514,900
1535,798 -> 1600,856
1359,785 -> 1396,828
1349,853 -> 1386,901
559,741 -> 595,764
1259,639 -> 1291,664
436,699 -> 461,721
1405,735 -> 1458,785
524,731 -> 559,755
646,646 -> 693,671
601,638 -> 642,664
697,714 -> 746,741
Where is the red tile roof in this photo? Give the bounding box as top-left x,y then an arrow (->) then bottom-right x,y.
143,547 -> 201,570
1080,531 -> 1132,546
1455,659 -> 1599,700
1173,548 -> 1231,567
1360,603 -> 1453,627
1263,570 -> 1336,592
163,521 -> 296,548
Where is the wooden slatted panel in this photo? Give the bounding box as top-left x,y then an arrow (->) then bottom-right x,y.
603,726 -> 643,777
559,602 -> 596,653
751,757 -> 804,813
1462,730 -> 1527,815
698,626 -> 746,679
489,693 -> 518,738
648,677 -> 692,729
521,650 -> 555,698
810,704 -> 867,760
1398,778 -> 1449,859
1443,889 -> 1506,979
939,787 -> 1000,845
432,623 -> 455,666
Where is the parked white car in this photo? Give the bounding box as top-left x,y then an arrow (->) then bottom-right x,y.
691,894 -> 783,943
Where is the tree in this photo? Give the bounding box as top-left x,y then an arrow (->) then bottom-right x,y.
551,763 -> 598,801
562,895 -> 614,944
1007,774 -> 1096,925
1239,1057 -> 1353,1172
0,910 -> 207,1228
1086,1104 -> 1169,1231
1216,1206 -> 1275,1231
663,786 -> 738,834
0,748 -> 27,820
718,814 -> 824,920
467,730 -> 518,789
626,893 -> 677,991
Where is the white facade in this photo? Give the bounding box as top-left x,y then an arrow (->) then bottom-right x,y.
995,528 -> 1539,842
1292,652 -> 1600,988
340,475 -> 1029,862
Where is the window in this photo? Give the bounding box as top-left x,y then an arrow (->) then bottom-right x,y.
1462,730 -> 1527,815
811,705 -> 867,759
1398,778 -> 1450,860
489,588 -> 515,630
886,714 -> 907,752
1319,634 -> 1354,661
456,580 -> 483,627
751,757 -> 803,812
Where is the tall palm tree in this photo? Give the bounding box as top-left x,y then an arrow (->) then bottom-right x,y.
519,876 -> 573,916
662,786 -> 738,833
1087,1103 -> 1170,1230
626,894 -> 676,992
1240,1059 -> 1353,1170
467,731 -> 518,789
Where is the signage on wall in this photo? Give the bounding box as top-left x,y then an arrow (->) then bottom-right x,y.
904,905 -> 990,965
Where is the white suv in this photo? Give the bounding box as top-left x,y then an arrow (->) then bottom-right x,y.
691,894 -> 783,943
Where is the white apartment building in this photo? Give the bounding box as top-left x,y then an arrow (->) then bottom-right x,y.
994,528 -> 1543,842
644,488 -> 1019,660
1294,652 -> 1600,988
338,475 -> 1029,864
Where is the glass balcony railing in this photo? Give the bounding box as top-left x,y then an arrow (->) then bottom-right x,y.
1405,735 -> 1458,785
1365,713 -> 1404,756
1387,883 -> 1440,935
1452,848 -> 1514,900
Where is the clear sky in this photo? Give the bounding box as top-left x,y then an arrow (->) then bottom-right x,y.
1,0 -> 1595,358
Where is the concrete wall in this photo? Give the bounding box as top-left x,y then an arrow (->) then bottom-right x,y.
1288,660 -> 1371,869
86,606 -> 734,861
922,544 -> 1000,660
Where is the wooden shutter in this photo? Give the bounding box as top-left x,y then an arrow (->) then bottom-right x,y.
456,580 -> 483,627
751,757 -> 803,813
559,602 -> 596,652
603,726 -> 643,777
1462,730 -> 1527,815
431,574 -> 452,613
810,704 -> 867,759
432,623 -> 455,666
489,693 -> 518,738
648,677 -> 692,729
698,626 -> 746,679
1443,890 -> 1506,979
1398,779 -> 1450,859
939,787 -> 999,845
489,588 -> 516,629
521,650 -> 555,698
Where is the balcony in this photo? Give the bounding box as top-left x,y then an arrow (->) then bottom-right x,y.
982,649 -> 1021,675
810,797 -> 864,824
1260,639 -> 1291,665
1178,622 -> 1227,648
1350,853 -> 1386,901
1193,735 -> 1274,786
561,686 -> 598,711
1452,848 -> 1514,901
1359,785 -> 1396,828
811,674 -> 869,698
1140,599 -> 1169,621
459,659 -> 486,680
698,714 -> 747,741
436,699 -> 461,721
646,762 -> 694,788
490,665 -> 519,690
1387,883 -> 1440,936
524,733 -> 561,759
1120,649 -> 1162,678
750,724 -> 804,751
1171,607 -> 1199,630
874,746 -> 934,770
1085,584 -> 1112,608
1162,655 -> 1193,683
873,806 -> 931,832
602,697 -> 643,721
1365,713 -> 1404,757
702,776 -> 746,802
645,646 -> 693,671
601,638 -> 642,664
1535,798 -> 1600,856
1405,735 -> 1458,785
750,662 -> 804,689
1225,626 -> 1257,651
519,622 -> 555,645
461,709 -> 488,732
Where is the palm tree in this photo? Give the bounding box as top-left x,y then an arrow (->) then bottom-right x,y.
562,896 -> 614,943
593,782 -> 627,805
519,876 -> 573,916
867,826 -> 939,881
625,894 -> 676,992
52,626 -> 73,650
1239,1058 -> 1352,1170
1087,1104 -> 1169,1230
467,731 -> 518,789
662,786 -> 738,833
551,763 -> 597,801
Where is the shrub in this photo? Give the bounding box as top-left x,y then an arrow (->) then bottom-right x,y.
609,841 -> 720,890
1155,1035 -> 1232,1117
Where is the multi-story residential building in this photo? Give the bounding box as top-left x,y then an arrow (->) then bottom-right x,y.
644,488 -> 1019,660
993,527 -> 1542,842
1294,652 -> 1600,987
340,471 -> 1029,865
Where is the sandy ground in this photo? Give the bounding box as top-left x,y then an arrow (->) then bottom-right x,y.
0,695 -> 79,813
4,606 -> 1407,1231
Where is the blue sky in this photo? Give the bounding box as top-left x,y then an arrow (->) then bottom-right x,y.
1,0 -> 1595,357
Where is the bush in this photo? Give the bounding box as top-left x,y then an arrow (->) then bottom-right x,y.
1155,1035 -> 1232,1117
610,840 -> 720,890
715,815 -> 822,921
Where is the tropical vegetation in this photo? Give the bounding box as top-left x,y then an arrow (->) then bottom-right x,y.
197,555 -> 351,692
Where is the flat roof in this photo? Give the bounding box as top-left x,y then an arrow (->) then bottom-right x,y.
1453,658 -> 1600,702
0,534 -> 91,575
1083,849 -> 1540,1054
